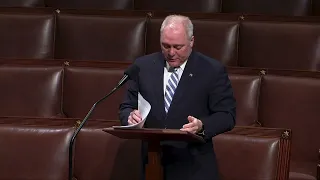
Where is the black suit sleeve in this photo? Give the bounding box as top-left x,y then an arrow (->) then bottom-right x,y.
201,65 -> 236,140
118,78 -> 139,126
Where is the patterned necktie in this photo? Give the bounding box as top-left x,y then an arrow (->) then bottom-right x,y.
164,67 -> 180,113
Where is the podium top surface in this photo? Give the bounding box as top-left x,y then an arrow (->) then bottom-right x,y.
103,127 -> 205,143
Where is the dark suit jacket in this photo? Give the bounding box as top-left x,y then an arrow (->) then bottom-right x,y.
119,51 -> 236,180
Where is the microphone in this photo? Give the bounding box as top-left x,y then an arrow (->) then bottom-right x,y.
116,63 -> 140,89
68,64 -> 140,180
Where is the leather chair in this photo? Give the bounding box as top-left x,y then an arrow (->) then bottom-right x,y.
54,10 -> 147,61
0,8 -> 320,71
0,8 -> 55,59
228,70 -> 262,126
221,0 -> 312,16
45,0 -> 134,10
0,65 -> 64,118
134,0 -> 221,13
213,126 -> 292,180
238,20 -> 320,71
258,70 -> 320,180
0,121 -> 74,180
73,119 -> 142,180
62,66 -> 127,120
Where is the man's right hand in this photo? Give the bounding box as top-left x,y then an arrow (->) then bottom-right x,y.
128,110 -> 142,125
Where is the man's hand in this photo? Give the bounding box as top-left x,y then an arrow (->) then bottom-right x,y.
128,110 -> 142,125
180,116 -> 203,134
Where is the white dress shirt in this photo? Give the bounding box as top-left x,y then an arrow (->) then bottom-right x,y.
163,60 -> 188,96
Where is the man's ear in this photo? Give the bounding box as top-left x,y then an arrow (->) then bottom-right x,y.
190,36 -> 194,47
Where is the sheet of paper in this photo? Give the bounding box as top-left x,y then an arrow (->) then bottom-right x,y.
113,93 -> 151,129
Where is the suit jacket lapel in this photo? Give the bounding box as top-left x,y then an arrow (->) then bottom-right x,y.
167,51 -> 197,115
152,54 -> 166,120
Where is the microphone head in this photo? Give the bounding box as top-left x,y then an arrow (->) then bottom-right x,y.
124,64 -> 140,81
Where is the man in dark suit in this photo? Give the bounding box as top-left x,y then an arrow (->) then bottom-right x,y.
119,14 -> 236,180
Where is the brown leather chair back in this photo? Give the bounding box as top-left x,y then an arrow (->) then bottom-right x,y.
238,21 -> 320,71
134,0 -> 221,13
63,66 -> 127,120
55,11 -> 147,61
0,123 -> 74,180
0,9 -> 55,59
0,65 -> 64,118
45,0 -> 134,10
213,126 -> 291,180
228,69 -> 262,126
259,70 -> 320,179
222,0 -> 311,16
74,120 -> 142,180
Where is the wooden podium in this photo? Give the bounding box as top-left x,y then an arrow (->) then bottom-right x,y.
103,127 -> 205,180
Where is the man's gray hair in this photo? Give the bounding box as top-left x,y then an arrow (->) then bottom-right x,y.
160,15 -> 194,40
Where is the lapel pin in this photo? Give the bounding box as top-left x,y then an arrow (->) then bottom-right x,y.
189,73 -> 193,77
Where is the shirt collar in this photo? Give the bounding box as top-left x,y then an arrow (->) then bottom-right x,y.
165,59 -> 188,72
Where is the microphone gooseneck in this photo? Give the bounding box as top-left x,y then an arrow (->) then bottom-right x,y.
68,64 -> 139,180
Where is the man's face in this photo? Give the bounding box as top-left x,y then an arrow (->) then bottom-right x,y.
160,25 -> 194,67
